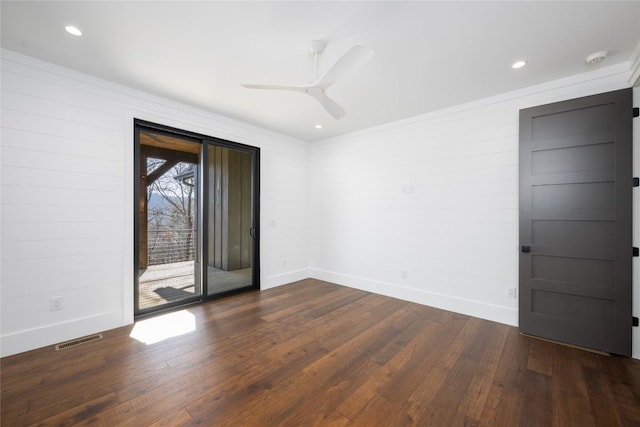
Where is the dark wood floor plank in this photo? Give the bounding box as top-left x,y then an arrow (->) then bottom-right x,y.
346,393 -> 401,427
209,297 -> 408,425
396,317 -> 490,425
550,345 -> 596,427
366,303 -> 429,366
254,293 -> 383,366
338,311 -> 466,425
33,392 -> 118,427
581,365 -> 623,426
2,279 -> 639,426
259,282 -> 355,323
147,408 -> 193,427
478,327 -> 530,426
595,354 -> 640,426
279,359 -> 380,427
97,379 -> 202,426
448,321 -> 511,426
253,301 -> 414,425
521,370 -> 553,427
1,354 -> 111,424
328,366 -> 386,423
184,341 -> 329,424
527,337 -> 554,376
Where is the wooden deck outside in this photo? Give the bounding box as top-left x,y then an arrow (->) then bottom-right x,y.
139,261 -> 252,310
139,261 -> 196,310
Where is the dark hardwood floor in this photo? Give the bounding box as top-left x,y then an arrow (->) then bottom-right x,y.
2,279 -> 639,426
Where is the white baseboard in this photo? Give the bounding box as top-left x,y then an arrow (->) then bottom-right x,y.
1,271 -> 518,357
309,268 -> 518,327
1,311 -> 124,357
262,268 -> 311,290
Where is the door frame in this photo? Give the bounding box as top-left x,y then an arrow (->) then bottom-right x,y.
133,119 -> 260,317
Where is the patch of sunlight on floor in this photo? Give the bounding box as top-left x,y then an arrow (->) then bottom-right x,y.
130,310 -> 197,345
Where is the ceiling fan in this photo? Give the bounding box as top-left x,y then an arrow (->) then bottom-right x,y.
241,40 -> 374,120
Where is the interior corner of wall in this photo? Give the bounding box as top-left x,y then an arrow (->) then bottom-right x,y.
262,268 -> 311,290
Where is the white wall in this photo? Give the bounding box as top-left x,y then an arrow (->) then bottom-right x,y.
309,62 -> 640,358
2,48 -> 639,359
0,49 -> 311,357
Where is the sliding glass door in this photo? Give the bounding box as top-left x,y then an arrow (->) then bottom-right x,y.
134,121 -> 259,316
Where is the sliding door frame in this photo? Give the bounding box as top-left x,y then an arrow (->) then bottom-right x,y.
134,119 -> 260,317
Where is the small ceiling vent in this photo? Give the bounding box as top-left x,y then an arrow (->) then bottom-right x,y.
585,51 -> 607,64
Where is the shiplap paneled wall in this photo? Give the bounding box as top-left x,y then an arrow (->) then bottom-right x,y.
309,62 -> 640,358
0,49 -> 310,357
2,48 -> 638,359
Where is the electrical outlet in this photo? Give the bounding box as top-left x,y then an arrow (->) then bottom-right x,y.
50,297 -> 63,311
401,270 -> 408,279
282,259 -> 287,267
506,287 -> 517,299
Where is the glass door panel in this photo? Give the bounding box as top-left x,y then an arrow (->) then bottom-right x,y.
136,130 -> 202,314
206,144 -> 254,296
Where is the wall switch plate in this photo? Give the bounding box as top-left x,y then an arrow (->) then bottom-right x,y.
50,297 -> 63,311
402,185 -> 414,194
506,287 -> 517,299
401,270 -> 408,279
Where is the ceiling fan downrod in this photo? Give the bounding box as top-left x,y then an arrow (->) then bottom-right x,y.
309,40 -> 326,81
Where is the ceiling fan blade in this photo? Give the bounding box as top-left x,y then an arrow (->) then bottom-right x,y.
315,93 -> 346,119
315,45 -> 374,89
241,83 -> 306,92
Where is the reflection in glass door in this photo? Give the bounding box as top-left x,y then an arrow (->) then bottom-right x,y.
136,130 -> 202,315
205,144 -> 255,296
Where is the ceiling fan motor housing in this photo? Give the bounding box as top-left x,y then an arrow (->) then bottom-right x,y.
309,40 -> 326,55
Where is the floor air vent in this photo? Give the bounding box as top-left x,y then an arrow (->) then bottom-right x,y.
55,334 -> 103,350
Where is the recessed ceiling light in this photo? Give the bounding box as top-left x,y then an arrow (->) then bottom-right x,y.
512,60 -> 527,69
65,25 -> 82,36
315,124 -> 323,129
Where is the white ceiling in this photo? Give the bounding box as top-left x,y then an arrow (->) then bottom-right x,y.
2,1 -> 639,142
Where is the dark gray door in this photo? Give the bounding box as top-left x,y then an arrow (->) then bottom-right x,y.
519,88 -> 633,356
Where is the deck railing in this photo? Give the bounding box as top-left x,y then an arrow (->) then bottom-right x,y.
148,229 -> 195,266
